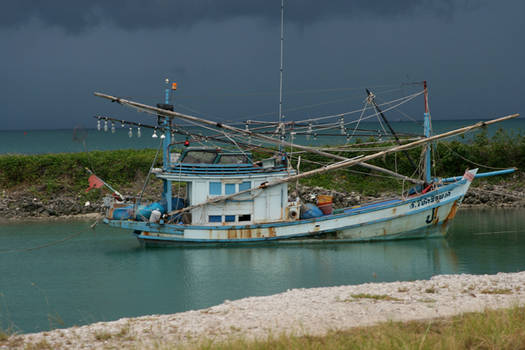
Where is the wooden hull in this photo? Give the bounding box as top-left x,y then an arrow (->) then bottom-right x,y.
105,175 -> 473,246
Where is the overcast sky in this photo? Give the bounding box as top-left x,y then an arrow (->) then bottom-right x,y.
1,0 -> 523,130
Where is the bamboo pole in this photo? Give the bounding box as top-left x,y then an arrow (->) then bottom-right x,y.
165,113 -> 519,215
94,92 -> 423,184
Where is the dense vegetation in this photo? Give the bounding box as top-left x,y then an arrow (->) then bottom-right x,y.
0,129 -> 523,199
0,149 -> 159,201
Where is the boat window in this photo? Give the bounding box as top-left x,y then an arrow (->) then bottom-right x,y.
225,184 -> 236,195
209,215 -> 222,223
239,181 -> 251,191
225,215 -> 236,222
209,182 -> 222,195
238,214 -> 251,222
182,151 -> 218,164
217,154 -> 250,164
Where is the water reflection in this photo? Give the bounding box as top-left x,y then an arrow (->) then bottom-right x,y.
0,209 -> 524,333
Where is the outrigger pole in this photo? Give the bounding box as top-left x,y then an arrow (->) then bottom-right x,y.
94,92 -> 425,184
164,112 -> 519,216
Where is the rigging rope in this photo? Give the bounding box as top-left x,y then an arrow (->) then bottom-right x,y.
0,231 -> 85,254
136,138 -> 163,208
242,87 -> 420,122
440,141 -> 510,170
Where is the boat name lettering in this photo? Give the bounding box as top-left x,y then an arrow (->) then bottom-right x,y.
409,191 -> 451,209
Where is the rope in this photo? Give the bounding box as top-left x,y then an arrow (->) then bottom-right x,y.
440,142 -> 509,170
242,88 -> 422,123
283,91 -> 424,135
0,231 -> 85,254
136,138 -> 163,209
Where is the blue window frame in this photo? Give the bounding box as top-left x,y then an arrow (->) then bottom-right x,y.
209,215 -> 222,223
239,181 -> 251,191
209,182 -> 222,195
225,183 -> 236,195
225,215 -> 235,222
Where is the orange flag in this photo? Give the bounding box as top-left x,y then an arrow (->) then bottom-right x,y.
86,174 -> 104,192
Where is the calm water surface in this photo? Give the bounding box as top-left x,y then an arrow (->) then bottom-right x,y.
0,208 -> 524,333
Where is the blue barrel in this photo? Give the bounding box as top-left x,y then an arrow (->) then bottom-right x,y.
300,203 -> 324,219
111,206 -> 133,220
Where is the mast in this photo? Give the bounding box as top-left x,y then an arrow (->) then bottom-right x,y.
163,78 -> 171,171
366,88 -> 417,169
423,81 -> 432,184
162,78 -> 174,212
278,0 -> 285,150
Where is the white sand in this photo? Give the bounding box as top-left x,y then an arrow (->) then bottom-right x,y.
4,271 -> 525,349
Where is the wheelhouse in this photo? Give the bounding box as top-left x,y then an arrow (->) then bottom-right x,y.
156,147 -> 293,226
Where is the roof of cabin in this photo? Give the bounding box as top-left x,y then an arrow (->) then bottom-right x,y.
166,147 -> 289,176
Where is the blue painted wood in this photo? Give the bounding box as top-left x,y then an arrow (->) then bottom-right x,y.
441,168 -> 516,183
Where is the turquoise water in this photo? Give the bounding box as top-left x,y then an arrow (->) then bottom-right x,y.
1,118 -> 523,154
0,208 -> 524,333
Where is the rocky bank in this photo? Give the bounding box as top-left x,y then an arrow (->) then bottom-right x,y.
0,178 -> 524,221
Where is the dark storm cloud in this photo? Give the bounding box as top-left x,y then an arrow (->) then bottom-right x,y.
2,0 -> 474,33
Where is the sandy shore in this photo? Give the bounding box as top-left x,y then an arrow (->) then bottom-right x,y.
3,271 -> 525,349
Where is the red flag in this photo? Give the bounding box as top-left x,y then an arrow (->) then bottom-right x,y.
86,174 -> 104,192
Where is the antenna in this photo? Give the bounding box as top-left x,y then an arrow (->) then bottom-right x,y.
278,0 -> 285,150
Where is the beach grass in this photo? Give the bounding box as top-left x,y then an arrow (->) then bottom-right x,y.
169,306 -> 525,350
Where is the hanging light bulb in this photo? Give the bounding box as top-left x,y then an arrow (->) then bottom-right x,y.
245,123 -> 249,131
306,123 -> 312,141
111,122 -> 115,133
313,133 -> 318,141
152,129 -> 158,138
160,132 -> 166,139
137,126 -> 141,138
121,120 -> 125,128
128,127 -> 133,138
104,120 -> 108,132
340,117 -> 345,135
346,135 -> 351,143
97,119 -> 101,131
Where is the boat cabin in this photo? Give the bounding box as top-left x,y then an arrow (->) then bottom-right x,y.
155,147 -> 293,225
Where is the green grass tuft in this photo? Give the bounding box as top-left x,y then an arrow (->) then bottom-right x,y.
481,288 -> 513,295
348,293 -> 402,302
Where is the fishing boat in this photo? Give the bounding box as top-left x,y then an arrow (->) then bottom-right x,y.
91,3 -> 518,246
91,83 -> 518,246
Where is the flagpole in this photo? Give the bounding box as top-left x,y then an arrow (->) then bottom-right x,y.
85,168 -> 124,200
